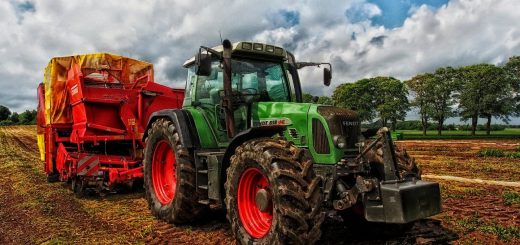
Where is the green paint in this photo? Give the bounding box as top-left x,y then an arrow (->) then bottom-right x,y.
181,41 -> 348,165
184,107 -> 219,148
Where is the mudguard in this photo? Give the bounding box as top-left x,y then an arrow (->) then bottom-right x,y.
144,109 -> 200,149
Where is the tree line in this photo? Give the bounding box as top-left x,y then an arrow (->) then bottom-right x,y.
303,56 -> 520,136
0,105 -> 37,126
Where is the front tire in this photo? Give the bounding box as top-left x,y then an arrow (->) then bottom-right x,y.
143,118 -> 206,224
225,138 -> 324,245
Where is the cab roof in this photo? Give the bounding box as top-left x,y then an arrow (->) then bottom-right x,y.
182,42 -> 288,67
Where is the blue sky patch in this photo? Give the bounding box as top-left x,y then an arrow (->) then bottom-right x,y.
368,0 -> 448,28
17,1 -> 35,13
270,9 -> 300,28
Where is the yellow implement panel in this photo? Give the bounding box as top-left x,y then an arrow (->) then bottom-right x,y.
43,53 -> 153,124
37,134 -> 45,161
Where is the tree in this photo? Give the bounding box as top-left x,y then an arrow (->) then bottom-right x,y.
504,56 -> 520,83
459,64 -> 516,135
504,56 -> 520,115
0,105 -> 11,121
373,77 -> 409,130
428,67 -> 458,136
19,110 -> 37,124
302,93 -> 314,103
479,67 -> 516,135
405,73 -> 435,136
10,112 -> 19,124
333,79 -> 378,122
333,77 -> 409,127
317,96 -> 333,105
302,93 -> 332,105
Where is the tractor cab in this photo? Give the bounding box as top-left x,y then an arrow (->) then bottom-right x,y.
182,41 -> 331,145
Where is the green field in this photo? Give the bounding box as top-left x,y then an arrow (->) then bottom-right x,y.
394,128 -> 520,140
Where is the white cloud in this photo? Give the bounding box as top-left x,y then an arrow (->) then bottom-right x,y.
0,0 -> 519,112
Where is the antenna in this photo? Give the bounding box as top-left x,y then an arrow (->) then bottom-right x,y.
219,31 -> 223,44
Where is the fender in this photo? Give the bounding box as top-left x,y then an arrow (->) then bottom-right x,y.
223,125 -> 286,166
219,125 -> 286,201
144,109 -> 200,149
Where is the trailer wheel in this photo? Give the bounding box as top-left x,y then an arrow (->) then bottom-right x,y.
47,173 -> 60,183
72,177 -> 86,198
225,138 -> 324,245
143,118 -> 205,224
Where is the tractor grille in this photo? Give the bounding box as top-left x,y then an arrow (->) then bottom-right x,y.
317,106 -> 360,149
312,118 -> 330,154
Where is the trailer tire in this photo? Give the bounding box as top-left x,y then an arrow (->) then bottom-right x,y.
225,138 -> 325,245
72,177 -> 86,198
47,173 -> 60,183
143,118 -> 206,224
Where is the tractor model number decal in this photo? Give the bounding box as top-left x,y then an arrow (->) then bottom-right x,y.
253,118 -> 293,127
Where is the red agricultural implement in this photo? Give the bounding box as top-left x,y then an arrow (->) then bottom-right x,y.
38,43 -> 441,244
37,53 -> 183,195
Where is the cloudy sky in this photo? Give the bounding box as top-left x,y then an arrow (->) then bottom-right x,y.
1,0 -> 520,116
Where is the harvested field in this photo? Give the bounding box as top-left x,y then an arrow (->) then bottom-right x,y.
0,126 -> 518,244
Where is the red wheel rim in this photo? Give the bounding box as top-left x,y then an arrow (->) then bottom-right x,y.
152,140 -> 176,205
237,168 -> 273,238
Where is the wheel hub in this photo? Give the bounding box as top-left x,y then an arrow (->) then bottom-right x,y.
237,168 -> 273,238
151,140 -> 177,205
255,188 -> 271,212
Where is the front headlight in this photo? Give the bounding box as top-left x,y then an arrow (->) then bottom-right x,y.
333,135 -> 347,149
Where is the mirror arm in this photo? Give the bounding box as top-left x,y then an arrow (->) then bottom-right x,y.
199,46 -> 222,60
295,62 -> 331,70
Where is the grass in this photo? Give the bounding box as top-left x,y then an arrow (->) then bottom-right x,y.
502,191 -> 520,205
477,148 -> 520,158
395,128 -> 520,140
456,214 -> 520,241
457,214 -> 482,232
477,149 -> 505,157
480,224 -> 520,241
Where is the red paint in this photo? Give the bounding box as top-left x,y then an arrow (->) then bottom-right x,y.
237,168 -> 273,238
38,57 -> 184,188
152,140 -> 176,205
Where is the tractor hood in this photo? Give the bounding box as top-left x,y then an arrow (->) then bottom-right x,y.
251,102 -> 361,165
251,102 -> 311,146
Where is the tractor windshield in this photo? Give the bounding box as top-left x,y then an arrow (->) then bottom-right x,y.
192,59 -> 291,105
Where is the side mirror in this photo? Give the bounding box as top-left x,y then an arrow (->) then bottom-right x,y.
196,53 -> 212,76
323,67 -> 331,86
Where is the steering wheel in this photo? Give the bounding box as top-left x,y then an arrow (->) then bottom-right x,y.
241,88 -> 258,95
241,88 -> 259,104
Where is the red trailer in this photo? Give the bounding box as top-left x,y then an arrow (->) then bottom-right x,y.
37,53 -> 183,195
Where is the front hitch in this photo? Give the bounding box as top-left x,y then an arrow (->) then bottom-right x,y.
364,128 -> 441,223
333,127 -> 442,223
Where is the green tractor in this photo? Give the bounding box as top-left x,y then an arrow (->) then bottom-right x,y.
143,40 -> 441,244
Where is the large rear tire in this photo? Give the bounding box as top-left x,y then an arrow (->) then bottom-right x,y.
143,118 -> 206,224
225,138 -> 324,245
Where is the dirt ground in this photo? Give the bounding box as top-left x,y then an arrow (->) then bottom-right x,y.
0,126 -> 518,244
